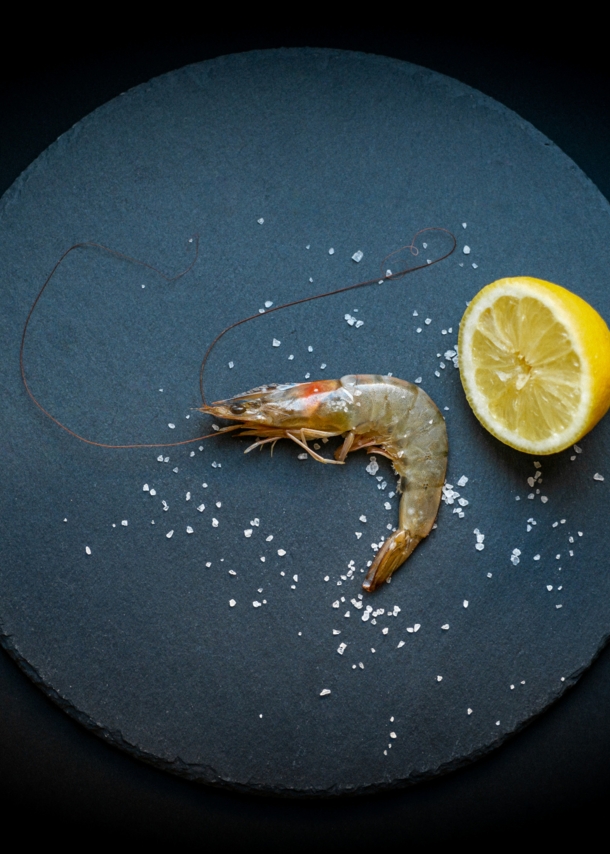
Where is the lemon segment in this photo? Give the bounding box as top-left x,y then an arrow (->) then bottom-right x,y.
458,277 -> 610,454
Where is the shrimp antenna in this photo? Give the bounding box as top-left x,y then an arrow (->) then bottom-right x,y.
19,236 -> 223,449
21,227 -> 455,447
198,226 -> 456,404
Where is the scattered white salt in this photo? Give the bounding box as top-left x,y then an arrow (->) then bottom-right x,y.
594,473 -> 605,481
143,484 -> 149,492
366,458 -> 379,476
244,529 -> 253,538
212,519 -> 219,528
257,217 -> 264,224
463,245 -> 471,255
85,546 -> 91,555
229,599 -> 236,607
166,530 -> 174,539
168,423 -> 175,429
320,689 -> 331,696
337,643 -> 347,655
186,526 -> 193,534
463,600 -> 469,608
352,250 -> 364,262
278,549 -> 286,556
436,675 -> 443,682
272,339 -> 281,347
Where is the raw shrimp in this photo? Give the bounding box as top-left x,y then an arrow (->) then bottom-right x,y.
201,374 -> 448,592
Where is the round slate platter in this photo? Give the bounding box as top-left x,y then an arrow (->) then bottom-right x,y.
2,48 -> 610,796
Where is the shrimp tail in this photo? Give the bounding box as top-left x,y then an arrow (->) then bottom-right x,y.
362,530 -> 422,592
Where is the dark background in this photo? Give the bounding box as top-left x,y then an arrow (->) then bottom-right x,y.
2,26 -> 609,847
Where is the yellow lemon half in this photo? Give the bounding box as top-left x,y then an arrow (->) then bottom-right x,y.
458,277 -> 610,454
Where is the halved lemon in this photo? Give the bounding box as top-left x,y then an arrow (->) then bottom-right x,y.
458,277 -> 610,454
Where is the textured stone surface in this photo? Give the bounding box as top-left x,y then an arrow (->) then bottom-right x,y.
2,48 -> 610,795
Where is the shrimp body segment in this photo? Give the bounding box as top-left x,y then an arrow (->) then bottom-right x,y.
201,375 -> 448,592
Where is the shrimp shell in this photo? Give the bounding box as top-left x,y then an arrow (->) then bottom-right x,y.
201,375 -> 448,591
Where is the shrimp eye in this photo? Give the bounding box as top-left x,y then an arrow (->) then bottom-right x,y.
230,403 -> 246,414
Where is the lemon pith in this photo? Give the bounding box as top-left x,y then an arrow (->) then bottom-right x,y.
458,277 -> 610,454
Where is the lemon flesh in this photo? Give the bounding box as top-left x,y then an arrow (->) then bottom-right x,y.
458,277 -> 610,454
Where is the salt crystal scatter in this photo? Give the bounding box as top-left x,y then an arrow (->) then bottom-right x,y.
328,248 -> 335,255
265,300 -> 273,308
143,484 -> 149,491
272,339 -> 281,347
85,546 -> 91,555
352,250 -> 363,262
463,245 -> 471,254
298,453 -> 308,460
278,549 -> 286,556
337,643 -> 347,655
253,601 -> 261,608
212,519 -> 219,528
366,458 -> 379,476
186,526 -> 194,534
441,624 -> 450,630
320,689 -> 331,696
244,529 -> 253,538
197,504 -> 205,512
229,599 -> 236,607
166,531 -> 174,539
463,600 -> 469,608
257,217 -> 264,224
437,675 -> 443,682
594,473 -> 605,481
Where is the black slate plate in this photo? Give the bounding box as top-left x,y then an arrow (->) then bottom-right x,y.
2,47 -> 610,796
